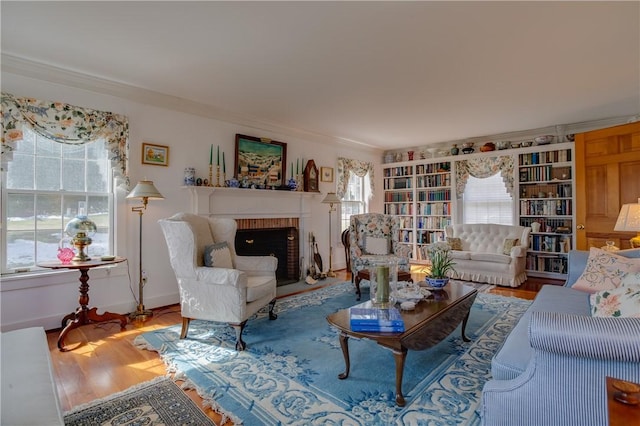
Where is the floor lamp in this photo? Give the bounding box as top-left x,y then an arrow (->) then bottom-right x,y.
614,198 -> 640,248
127,180 -> 164,321
321,192 -> 341,278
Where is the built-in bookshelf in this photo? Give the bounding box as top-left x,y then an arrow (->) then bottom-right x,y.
383,161 -> 452,262
415,162 -> 452,253
517,144 -> 574,278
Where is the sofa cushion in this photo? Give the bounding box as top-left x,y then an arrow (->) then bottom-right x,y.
449,250 -> 471,260
573,247 -> 640,293
469,252 -> 511,264
246,275 -> 277,302
590,284 -> 640,317
204,242 -> 234,268
491,285 -> 590,380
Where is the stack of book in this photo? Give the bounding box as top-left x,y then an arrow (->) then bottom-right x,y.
349,307 -> 405,332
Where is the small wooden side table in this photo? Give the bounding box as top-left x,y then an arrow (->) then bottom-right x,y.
38,257 -> 128,351
606,376 -> 640,426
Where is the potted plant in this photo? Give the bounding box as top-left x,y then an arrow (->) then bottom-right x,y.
425,241 -> 456,288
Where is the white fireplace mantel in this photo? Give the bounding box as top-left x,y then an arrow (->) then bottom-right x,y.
183,186 -> 318,218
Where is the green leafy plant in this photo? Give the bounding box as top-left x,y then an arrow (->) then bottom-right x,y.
425,241 -> 456,278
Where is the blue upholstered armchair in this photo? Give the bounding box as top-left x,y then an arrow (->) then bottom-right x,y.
348,213 -> 411,282
480,249 -> 640,426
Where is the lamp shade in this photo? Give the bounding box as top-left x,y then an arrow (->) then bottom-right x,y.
64,215 -> 97,237
126,180 -> 164,200
322,192 -> 341,204
614,199 -> 640,232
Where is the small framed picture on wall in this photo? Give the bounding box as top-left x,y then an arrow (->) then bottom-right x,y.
142,142 -> 170,166
321,167 -> 334,182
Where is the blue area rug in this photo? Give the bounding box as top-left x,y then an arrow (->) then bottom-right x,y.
134,282 -> 531,425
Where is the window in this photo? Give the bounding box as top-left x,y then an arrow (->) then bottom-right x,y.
340,172 -> 370,231
2,126 -> 112,273
463,173 -> 513,225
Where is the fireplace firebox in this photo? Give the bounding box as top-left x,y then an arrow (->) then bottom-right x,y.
235,227 -> 300,285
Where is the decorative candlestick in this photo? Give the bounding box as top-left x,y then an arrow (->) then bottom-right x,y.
222,172 -> 227,186
297,174 -> 304,191
208,164 -> 213,187
215,165 -> 222,187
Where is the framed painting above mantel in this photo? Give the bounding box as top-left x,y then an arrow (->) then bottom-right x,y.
235,134 -> 287,188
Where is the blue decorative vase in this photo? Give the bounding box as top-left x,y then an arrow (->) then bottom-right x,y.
426,277 -> 449,289
288,178 -> 298,191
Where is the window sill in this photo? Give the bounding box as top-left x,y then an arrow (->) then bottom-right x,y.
1,262 -> 128,292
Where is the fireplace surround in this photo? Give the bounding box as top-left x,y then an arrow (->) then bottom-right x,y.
184,187 -> 315,284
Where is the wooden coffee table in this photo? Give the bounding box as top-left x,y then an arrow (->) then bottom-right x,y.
326,281 -> 477,406
355,269 -> 413,301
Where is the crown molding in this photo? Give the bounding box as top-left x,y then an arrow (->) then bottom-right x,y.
1,54 -> 380,152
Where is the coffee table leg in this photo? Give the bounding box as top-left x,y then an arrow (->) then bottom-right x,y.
393,347 -> 408,406
337,332 -> 351,380
461,310 -> 471,342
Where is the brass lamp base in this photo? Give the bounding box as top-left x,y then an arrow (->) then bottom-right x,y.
630,233 -> 640,249
130,305 -> 153,321
326,269 -> 337,278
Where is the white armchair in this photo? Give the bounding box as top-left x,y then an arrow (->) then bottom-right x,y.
158,212 -> 278,350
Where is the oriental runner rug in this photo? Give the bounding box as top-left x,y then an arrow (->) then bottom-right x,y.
63,376 -> 215,425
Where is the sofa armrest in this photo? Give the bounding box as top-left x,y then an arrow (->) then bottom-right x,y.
529,311 -> 640,362
510,246 -> 527,257
195,266 -> 247,288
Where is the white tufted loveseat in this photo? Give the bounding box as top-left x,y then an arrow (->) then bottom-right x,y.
443,223 -> 530,287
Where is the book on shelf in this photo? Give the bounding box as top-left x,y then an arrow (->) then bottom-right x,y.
349,307 -> 405,331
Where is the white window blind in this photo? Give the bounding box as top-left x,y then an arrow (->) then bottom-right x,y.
463,174 -> 513,225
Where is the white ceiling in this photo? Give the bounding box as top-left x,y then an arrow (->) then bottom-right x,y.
2,1 -> 639,151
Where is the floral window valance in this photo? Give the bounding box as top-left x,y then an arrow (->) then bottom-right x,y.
1,92 -> 129,188
455,156 -> 514,198
336,157 -> 375,199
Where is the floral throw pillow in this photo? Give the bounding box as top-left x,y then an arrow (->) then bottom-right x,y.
204,242 -> 234,269
503,238 -> 520,255
572,247 -> 640,293
446,237 -> 463,251
590,285 -> 640,317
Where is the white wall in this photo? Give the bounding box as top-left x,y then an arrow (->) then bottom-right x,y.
1,72 -> 383,331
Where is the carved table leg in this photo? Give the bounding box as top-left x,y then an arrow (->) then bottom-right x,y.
461,310 -> 471,342
393,347 -> 408,407
338,332 -> 351,380
354,275 -> 362,301
57,267 -> 128,351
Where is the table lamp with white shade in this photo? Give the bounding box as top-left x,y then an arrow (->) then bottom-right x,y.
614,198 -> 640,248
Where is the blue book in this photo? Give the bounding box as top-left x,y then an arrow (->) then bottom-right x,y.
349,307 -> 405,327
350,323 -> 405,333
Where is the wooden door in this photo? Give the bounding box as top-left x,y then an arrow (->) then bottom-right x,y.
575,122 -> 640,249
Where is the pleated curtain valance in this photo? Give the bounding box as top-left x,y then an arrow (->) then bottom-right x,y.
455,155 -> 515,198
1,92 -> 130,188
336,157 -> 375,200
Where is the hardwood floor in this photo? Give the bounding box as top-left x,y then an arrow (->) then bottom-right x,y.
46,269 -> 561,424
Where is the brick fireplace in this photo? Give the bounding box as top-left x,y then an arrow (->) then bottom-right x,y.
184,187 -> 315,285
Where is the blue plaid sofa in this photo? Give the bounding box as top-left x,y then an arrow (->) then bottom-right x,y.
480,248 -> 640,426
